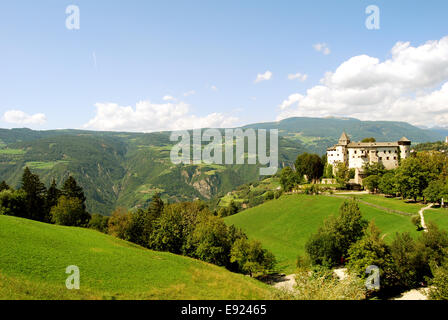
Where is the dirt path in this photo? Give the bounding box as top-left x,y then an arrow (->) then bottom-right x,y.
392,288 -> 429,300
272,274 -> 296,292
419,203 -> 434,232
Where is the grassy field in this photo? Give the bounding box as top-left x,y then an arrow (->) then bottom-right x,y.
25,161 -> 70,170
350,194 -> 426,215
0,148 -> 25,155
225,194 -> 433,273
0,215 -> 274,300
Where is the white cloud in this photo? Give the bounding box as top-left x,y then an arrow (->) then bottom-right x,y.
162,95 -> 176,101
313,43 -> 331,55
255,71 -> 272,83
278,36 -> 448,128
288,73 -> 308,82
279,93 -> 304,110
84,100 -> 239,132
183,90 -> 196,97
2,110 -> 47,125
210,85 -> 218,91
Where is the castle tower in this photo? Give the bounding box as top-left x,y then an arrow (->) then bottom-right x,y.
398,137 -> 411,160
338,131 -> 350,145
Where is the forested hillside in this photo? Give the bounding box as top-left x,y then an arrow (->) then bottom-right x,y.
0,117 -> 444,215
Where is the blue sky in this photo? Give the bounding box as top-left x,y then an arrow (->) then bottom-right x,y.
1,0 -> 448,131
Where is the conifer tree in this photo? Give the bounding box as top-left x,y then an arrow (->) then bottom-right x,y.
62,176 -> 86,210
46,179 -> 61,211
20,167 -> 47,221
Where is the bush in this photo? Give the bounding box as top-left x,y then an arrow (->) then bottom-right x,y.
291,266 -> 365,300
428,260 -> 448,300
107,207 -> 130,239
411,215 -> 423,231
0,189 -> 26,217
88,214 -> 110,233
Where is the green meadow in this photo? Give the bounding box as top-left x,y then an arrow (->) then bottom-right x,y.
225,194 -> 445,273
0,215 -> 274,300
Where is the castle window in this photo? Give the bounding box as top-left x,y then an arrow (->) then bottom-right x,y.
387,157 -> 390,160
394,157 -> 397,160
379,157 -> 382,160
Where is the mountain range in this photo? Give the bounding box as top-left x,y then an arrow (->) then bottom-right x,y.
0,117 -> 445,215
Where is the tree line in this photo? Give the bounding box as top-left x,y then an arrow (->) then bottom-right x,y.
0,167 -> 90,226
362,151 -> 448,203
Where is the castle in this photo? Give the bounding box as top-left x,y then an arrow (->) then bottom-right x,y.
327,132 -> 411,183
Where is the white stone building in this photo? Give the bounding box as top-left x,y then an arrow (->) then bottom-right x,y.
327,132 -> 411,183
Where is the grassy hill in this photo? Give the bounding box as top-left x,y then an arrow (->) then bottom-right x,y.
0,215 -> 274,300
225,194 -> 448,273
0,117 -> 444,215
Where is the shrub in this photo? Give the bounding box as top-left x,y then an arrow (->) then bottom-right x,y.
107,207 -> 130,239
292,266 -> 365,300
88,214 -> 110,233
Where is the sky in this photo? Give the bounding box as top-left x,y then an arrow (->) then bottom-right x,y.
1,0 -> 448,132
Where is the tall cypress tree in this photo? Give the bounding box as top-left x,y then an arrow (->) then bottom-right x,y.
62,176 -> 87,210
20,167 -> 47,221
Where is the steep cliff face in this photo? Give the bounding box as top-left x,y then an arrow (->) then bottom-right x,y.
181,168 -> 218,199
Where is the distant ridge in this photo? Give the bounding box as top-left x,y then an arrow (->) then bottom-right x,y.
0,116 -> 444,215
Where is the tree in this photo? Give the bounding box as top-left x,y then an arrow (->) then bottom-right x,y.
424,180 -> 446,204
395,157 -> 428,201
0,189 -> 26,217
415,222 -> 448,279
362,162 -> 386,177
46,179 -> 61,212
323,163 -> 334,179
334,162 -> 350,189
279,166 -> 300,192
378,172 -> 397,196
428,260 -> 448,300
107,207 -> 130,239
306,199 -> 368,267
363,175 -> 380,193
361,137 -> 376,143
0,181 -> 10,192
148,193 -> 164,219
62,176 -> 86,210
189,215 -> 231,266
21,167 -> 47,221
390,232 -> 422,289
295,153 -> 324,183
88,214 -> 109,233
230,237 -> 276,277
346,222 -> 399,291
50,196 -> 91,227
126,208 -> 153,246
